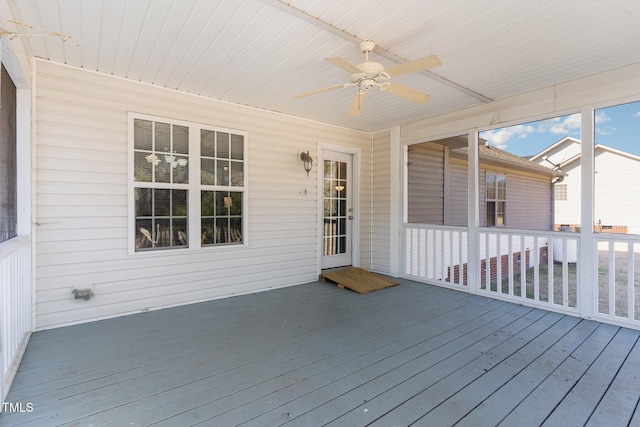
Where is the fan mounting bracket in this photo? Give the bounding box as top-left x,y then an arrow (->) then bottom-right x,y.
359,40 -> 376,54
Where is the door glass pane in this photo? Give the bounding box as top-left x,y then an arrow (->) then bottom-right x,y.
324,160 -> 348,256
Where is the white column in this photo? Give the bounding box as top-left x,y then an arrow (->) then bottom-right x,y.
467,131 -> 480,293
389,126 -> 401,276
579,107 -> 595,319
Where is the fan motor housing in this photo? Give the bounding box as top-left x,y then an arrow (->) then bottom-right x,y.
357,61 -> 384,77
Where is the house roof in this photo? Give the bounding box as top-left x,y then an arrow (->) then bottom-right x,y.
431,136 -> 564,178
478,144 -> 564,177
531,136 -> 640,169
529,137 -> 582,162
1,0 -> 639,133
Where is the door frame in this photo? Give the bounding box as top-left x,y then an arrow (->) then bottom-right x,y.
317,143 -> 361,274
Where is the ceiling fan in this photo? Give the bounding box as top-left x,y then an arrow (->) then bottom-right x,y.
295,41 -> 442,117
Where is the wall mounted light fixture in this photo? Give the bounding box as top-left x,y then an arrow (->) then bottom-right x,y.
300,150 -> 313,176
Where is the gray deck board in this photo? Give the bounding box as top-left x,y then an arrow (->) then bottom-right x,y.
1,278 -> 640,426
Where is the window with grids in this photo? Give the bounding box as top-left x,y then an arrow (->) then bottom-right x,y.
555,184 -> 568,201
486,173 -> 506,227
131,115 -> 245,252
199,129 -> 244,246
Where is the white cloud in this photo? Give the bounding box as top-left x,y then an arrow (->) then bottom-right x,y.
634,111 -> 640,118
595,111 -> 612,124
544,113 -> 581,134
481,124 -> 534,149
594,111 -> 616,136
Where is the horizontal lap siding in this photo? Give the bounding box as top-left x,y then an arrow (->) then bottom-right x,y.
506,173 -> 552,230
594,150 -> 640,234
407,143 -> 444,224
448,158 -> 468,226
371,131 -> 390,273
34,60 -> 371,329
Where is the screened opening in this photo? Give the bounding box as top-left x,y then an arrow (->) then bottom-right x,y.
0,64 -> 17,243
407,135 -> 469,226
594,100 -> 640,236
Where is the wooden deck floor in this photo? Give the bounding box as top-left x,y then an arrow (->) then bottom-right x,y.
2,278 -> 640,426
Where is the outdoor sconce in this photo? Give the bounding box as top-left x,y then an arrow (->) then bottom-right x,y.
300,150 -> 313,176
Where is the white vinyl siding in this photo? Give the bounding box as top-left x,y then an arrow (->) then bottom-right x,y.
448,158 -> 468,226
594,149 -> 640,235
371,130 -> 391,273
407,143 -> 445,224
506,173 -> 552,230
34,60 -> 371,329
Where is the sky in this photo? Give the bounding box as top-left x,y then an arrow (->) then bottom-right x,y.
479,100 -> 640,157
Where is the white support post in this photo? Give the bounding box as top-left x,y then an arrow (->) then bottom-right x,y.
579,107 -> 595,319
389,126 -> 401,277
467,131 -> 480,293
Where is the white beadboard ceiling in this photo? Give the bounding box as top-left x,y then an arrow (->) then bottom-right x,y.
1,0 -> 639,132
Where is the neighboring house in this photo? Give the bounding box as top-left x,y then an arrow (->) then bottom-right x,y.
531,137 -> 640,235
407,136 -> 563,284
408,136 -> 563,230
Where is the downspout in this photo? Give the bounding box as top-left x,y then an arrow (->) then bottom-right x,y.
550,175 -> 564,230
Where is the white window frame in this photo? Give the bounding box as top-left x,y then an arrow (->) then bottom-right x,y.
127,113 -> 248,255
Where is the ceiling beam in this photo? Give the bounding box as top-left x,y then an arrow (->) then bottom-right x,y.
261,0 -> 493,103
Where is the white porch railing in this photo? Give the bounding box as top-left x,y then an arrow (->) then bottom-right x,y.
593,234 -> 640,329
404,224 -> 581,318
405,224 -> 469,289
478,228 -> 580,316
0,236 -> 32,404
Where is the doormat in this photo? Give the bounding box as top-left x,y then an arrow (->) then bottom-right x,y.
321,267 -> 399,294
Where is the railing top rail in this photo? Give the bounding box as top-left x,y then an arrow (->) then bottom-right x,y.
479,227 -> 580,239
0,235 -> 31,258
594,233 -> 640,243
404,223 -> 469,232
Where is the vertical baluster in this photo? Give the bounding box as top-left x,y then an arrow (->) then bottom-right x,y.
628,242 -> 634,321
442,230 -> 448,283
418,228 -> 422,277
485,233 -> 491,291
547,238 -> 554,304
424,230 -> 435,279
496,233 -> 502,294
533,236 -> 540,301
563,238 -> 569,307
507,234 -> 514,296
608,243 -> 615,316
449,230 -> 455,285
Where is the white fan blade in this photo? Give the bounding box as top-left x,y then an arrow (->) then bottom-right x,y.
384,55 -> 442,78
348,90 -> 367,117
326,57 -> 362,75
294,84 -> 349,99
382,82 -> 430,104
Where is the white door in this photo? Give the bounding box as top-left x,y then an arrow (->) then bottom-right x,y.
321,151 -> 353,269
